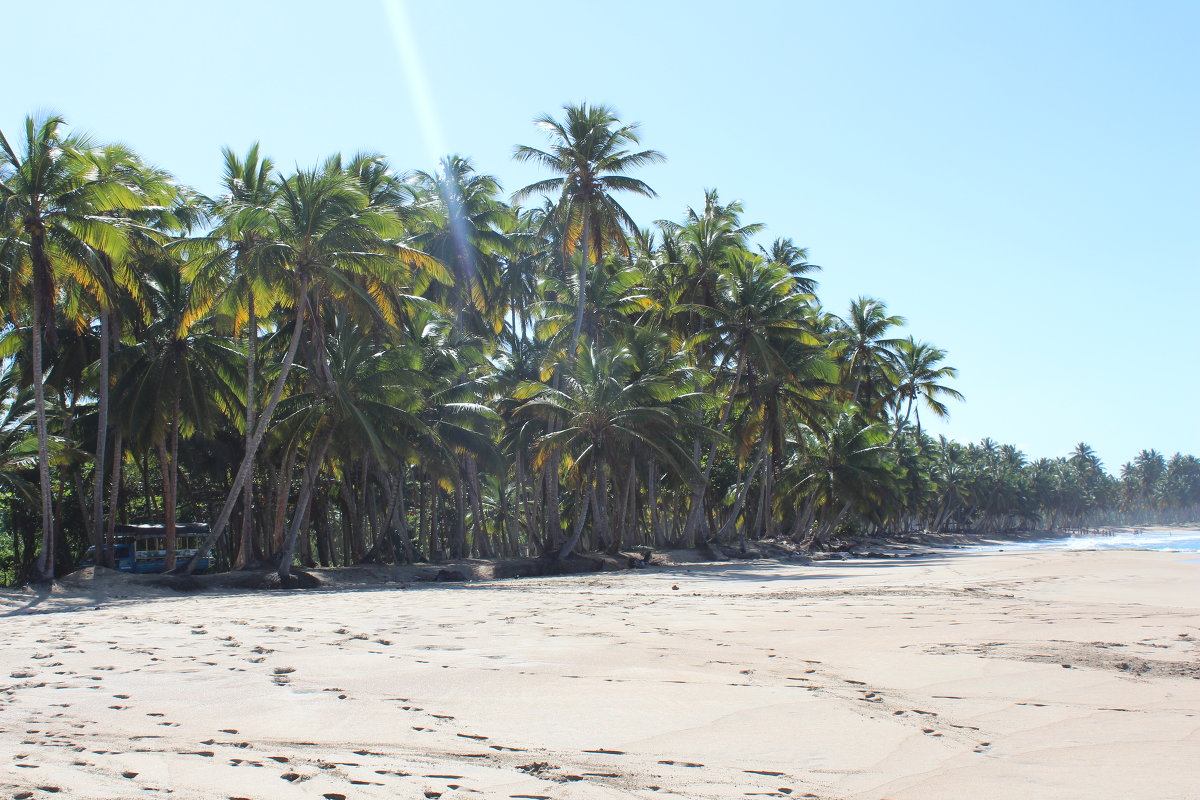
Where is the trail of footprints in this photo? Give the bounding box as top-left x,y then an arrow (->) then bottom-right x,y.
3,593 -> 1016,799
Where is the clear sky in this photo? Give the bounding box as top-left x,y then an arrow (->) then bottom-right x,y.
4,1 -> 1196,471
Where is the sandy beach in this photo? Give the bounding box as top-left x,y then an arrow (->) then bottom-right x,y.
1,548 -> 1197,800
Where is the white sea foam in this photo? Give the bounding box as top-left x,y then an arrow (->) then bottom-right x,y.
972,528 -> 1200,553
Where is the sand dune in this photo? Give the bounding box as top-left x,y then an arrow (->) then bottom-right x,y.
1,549 -> 1197,799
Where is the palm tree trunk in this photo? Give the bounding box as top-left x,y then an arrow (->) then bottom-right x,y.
542,454 -> 562,555
277,426 -> 334,580
161,390 -> 182,572
105,432 -> 123,567
594,469 -> 610,551
466,457 -> 490,558
31,291 -> 55,582
184,275 -> 310,573
391,473 -> 416,562
157,439 -> 174,572
453,475 -> 467,558
235,293 -> 257,570
91,306 -> 111,558
684,346 -> 749,543
717,434 -> 769,542
556,485 -> 590,561
569,211 -> 591,355
647,459 -> 664,548
271,441 -> 299,556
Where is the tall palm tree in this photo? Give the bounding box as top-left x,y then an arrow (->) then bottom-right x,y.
183,159 -> 438,574
681,253 -> 814,542
114,251 -> 242,571
88,151 -> 184,566
832,296 -> 906,417
513,103 -> 663,354
888,337 -> 963,442
185,143 -> 282,568
0,115 -> 146,580
410,155 -> 512,335
659,190 -> 763,314
760,236 -> 821,295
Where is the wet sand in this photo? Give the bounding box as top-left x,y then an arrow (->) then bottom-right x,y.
1,548 -> 1197,799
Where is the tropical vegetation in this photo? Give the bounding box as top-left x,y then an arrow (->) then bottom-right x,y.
1,107 -> 1196,585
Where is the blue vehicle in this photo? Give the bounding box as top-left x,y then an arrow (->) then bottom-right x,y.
80,523 -> 212,573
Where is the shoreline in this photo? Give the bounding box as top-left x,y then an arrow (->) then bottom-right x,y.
2,527 -> 1113,602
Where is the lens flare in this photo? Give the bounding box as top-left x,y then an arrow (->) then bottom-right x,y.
381,0 -> 446,163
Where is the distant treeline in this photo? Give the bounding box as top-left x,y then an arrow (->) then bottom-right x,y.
1,106 -> 1196,585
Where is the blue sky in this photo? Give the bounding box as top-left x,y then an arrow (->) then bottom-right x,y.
4,0 -> 1196,470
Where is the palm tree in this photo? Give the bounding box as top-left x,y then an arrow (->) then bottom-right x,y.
185,143 -> 282,568
680,253 -> 814,542
0,115 -> 147,580
760,237 -> 821,294
183,159 -> 438,574
784,414 -> 894,546
410,155 -> 512,335
515,343 -> 699,558
113,251 -> 241,571
832,296 -> 906,417
513,103 -> 663,354
272,311 -> 442,577
659,190 -> 764,314
888,337 -> 963,443
88,151 -> 183,566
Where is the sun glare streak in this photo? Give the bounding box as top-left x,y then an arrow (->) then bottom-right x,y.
381,0 -> 446,163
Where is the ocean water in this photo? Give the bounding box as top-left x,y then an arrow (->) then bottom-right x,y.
974,528 -> 1200,554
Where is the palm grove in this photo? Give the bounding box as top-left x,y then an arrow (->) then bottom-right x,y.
1,107 -> 1196,584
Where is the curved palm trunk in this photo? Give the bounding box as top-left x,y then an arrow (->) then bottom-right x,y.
277,427 -> 335,580
888,394 -> 916,447
183,275 -> 310,574
716,433 -> 769,542
555,484 -> 590,561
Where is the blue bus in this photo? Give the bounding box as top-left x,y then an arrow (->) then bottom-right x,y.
80,523 -> 213,573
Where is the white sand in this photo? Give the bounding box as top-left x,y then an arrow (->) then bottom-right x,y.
1,549 -> 1197,799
